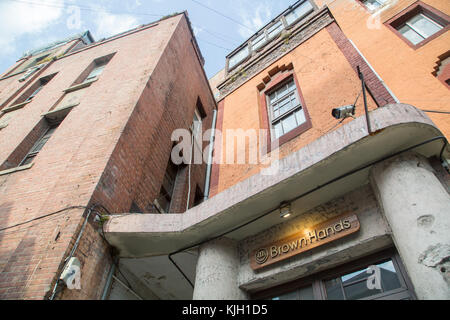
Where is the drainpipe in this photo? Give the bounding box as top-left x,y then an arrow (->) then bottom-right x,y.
203,108 -> 218,201
101,262 -> 116,300
348,39 -> 400,103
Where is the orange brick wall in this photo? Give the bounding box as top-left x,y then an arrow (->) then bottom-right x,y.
315,0 -> 450,137
212,26 -> 379,195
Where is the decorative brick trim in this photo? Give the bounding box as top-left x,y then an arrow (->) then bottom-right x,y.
326,22 -> 396,107
208,100 -> 225,197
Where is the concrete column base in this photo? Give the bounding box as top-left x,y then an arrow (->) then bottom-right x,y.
371,152 -> 450,299
193,237 -> 248,300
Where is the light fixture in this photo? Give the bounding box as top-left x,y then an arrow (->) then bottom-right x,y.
279,202 -> 292,219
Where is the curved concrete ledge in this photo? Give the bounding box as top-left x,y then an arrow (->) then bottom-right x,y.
104,104 -> 448,258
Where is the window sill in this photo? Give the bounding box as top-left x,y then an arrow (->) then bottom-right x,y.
0,163 -> 34,176
1,100 -> 30,113
63,78 -> 97,93
267,121 -> 313,154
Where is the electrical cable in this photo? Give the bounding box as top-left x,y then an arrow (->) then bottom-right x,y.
168,135 -> 448,289
0,205 -> 88,233
190,0 -> 256,33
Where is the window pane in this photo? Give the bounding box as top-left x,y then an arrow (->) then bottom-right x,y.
276,84 -> 289,99
398,25 -> 424,45
344,279 -> 382,300
291,94 -> 300,107
26,84 -> 44,101
325,278 -> 345,300
252,33 -> 267,51
298,285 -> 314,300
278,96 -> 292,115
273,122 -> 283,139
295,109 -> 306,125
272,290 -> 299,300
268,21 -> 284,39
229,46 -> 250,69
21,155 -> 36,166
285,1 -> 314,25
273,108 -> 280,119
327,259 -> 403,300
408,13 -> 442,38
272,285 -> 313,300
282,113 -> 297,134
30,127 -> 57,153
86,64 -> 106,81
378,261 -> 402,292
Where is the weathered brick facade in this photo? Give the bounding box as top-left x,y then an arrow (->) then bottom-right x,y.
0,13 -> 215,300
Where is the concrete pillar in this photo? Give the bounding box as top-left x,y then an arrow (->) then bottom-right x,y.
193,237 -> 248,300
371,152 -> 450,300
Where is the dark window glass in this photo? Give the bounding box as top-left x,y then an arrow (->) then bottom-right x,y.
20,126 -> 58,166
272,285 -> 314,300
155,161 -> 179,213
325,259 -> 402,300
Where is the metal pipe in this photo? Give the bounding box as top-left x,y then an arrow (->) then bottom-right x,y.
204,109 -> 218,200
101,262 -> 116,300
49,207 -> 94,300
358,66 -> 372,135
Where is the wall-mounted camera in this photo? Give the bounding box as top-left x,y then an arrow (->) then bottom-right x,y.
331,105 -> 356,120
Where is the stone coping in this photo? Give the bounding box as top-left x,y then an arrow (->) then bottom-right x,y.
0,163 -> 34,176
63,78 -> 97,93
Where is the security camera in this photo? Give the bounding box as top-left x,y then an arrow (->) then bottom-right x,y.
331,105 -> 356,119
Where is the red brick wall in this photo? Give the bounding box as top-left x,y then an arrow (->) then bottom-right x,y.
0,14 -> 214,300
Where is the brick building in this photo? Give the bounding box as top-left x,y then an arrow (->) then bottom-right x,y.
105,1 -> 449,300
0,13 -> 216,299
1,1 -> 449,301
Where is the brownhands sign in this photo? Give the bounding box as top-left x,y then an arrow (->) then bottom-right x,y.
250,214 -> 360,270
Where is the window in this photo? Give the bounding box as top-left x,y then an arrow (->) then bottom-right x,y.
252,33 -> 267,51
324,260 -> 402,300
397,13 -> 443,45
83,62 -> 107,83
267,78 -> 306,140
361,0 -> 389,11
267,21 -> 284,40
6,74 -> 56,111
285,1 -> 314,26
253,250 -> 415,300
226,1 -> 315,71
154,160 -> 179,213
25,78 -> 49,102
272,285 -> 314,300
386,2 -> 449,48
192,109 -> 202,147
19,125 -> 58,166
228,46 -> 250,70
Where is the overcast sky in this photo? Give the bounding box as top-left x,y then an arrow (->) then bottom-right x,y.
0,0 -> 300,79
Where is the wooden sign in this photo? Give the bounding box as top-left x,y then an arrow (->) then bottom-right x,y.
250,213 -> 360,270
